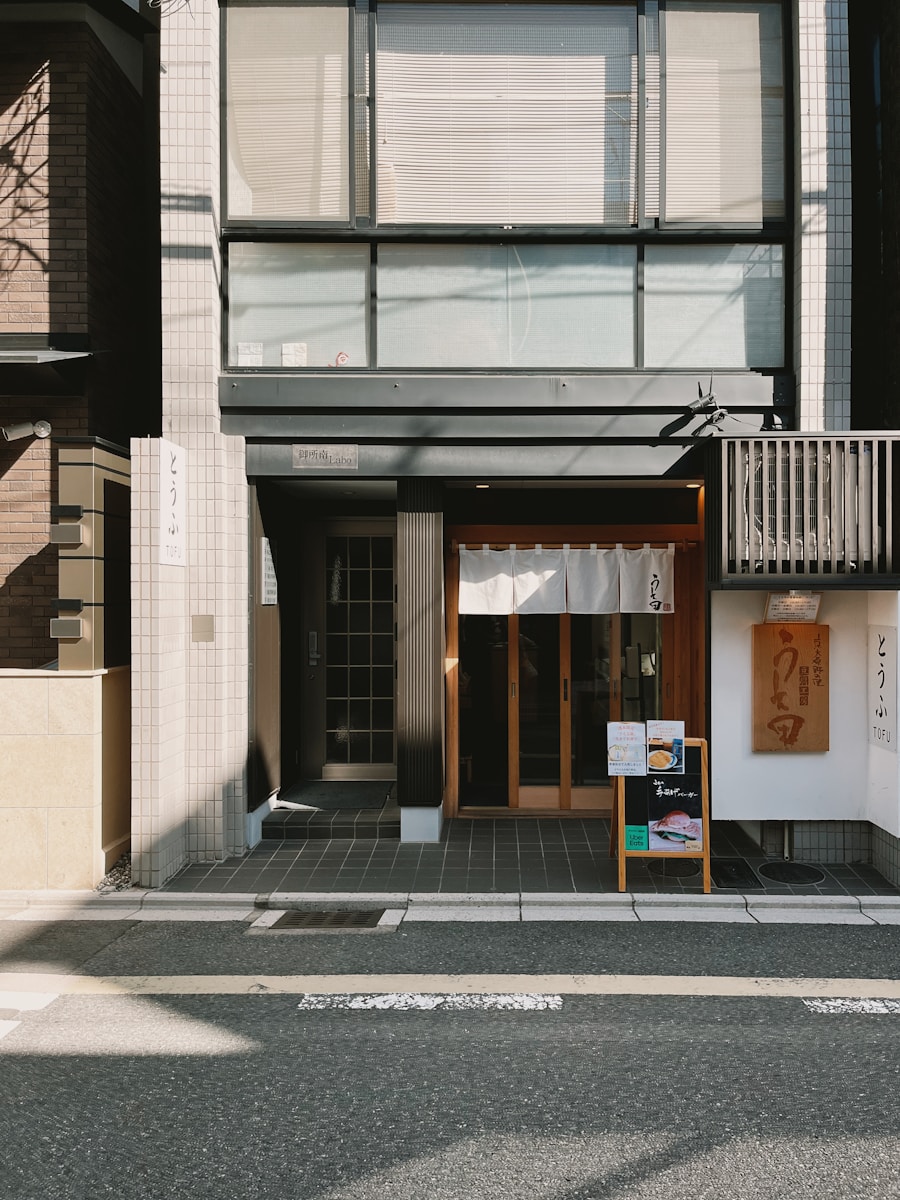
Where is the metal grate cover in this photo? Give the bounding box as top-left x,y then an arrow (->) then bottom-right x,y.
757,862 -> 826,885
270,909 -> 385,931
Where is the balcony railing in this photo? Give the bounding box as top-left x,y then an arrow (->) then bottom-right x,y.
719,436 -> 900,579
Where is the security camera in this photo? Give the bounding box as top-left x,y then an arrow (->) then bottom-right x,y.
1,420 -> 52,441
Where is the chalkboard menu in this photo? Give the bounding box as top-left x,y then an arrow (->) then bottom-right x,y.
611,738 -> 710,893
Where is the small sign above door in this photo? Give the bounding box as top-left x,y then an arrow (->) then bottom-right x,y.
292,444 -> 359,471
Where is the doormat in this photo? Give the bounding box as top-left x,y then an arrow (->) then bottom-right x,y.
648,858 -> 700,878
278,781 -> 393,811
710,858 -> 762,890
758,861 -> 826,885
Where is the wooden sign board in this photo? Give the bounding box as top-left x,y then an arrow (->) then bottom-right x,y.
610,738 -> 710,893
752,623 -> 829,752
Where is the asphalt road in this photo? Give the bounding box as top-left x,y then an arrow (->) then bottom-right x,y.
2,919 -> 900,1200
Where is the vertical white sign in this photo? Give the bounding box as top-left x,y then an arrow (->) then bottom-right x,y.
868,625 -> 897,752
158,438 -> 186,567
261,537 -> 278,605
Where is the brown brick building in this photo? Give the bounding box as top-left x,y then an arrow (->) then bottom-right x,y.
0,0 -> 158,669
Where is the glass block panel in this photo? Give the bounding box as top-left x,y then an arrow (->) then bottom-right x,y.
349,732 -> 372,762
228,243 -> 368,369
349,603 -> 371,633
372,571 -> 393,601
327,604 -> 348,634
349,571 -> 371,601
372,603 -> 393,633
326,635 -> 348,666
349,667 -> 371,696
372,537 -> 393,568
349,537 -> 370,567
326,667 -> 348,697
372,667 -> 394,697
349,635 -> 371,665
373,635 -> 394,665
326,731 -> 349,763
372,733 -> 394,763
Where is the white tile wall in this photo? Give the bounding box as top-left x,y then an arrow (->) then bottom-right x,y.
132,0 -> 248,888
795,0 -> 852,432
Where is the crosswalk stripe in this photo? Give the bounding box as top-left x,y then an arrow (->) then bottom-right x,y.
296,993 -> 562,1011
802,998 -> 900,1014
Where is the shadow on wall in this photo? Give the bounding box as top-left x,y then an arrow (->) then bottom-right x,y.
0,545 -> 57,669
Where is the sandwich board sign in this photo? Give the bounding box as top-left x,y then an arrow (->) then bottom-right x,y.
609,736 -> 711,893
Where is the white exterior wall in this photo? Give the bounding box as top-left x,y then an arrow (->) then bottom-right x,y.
710,590 -> 867,822
866,593 -> 900,839
132,0 -> 248,887
794,0 -> 852,432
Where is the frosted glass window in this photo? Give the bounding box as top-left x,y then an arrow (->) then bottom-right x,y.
376,4 -> 637,224
644,244 -> 784,369
377,245 -> 636,368
226,6 -> 349,221
228,244 -> 369,368
663,2 -> 783,225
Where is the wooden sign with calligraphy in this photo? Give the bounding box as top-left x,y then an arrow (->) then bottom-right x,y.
752,624 -> 829,752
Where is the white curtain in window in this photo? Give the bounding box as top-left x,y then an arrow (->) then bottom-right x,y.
458,547 -> 514,615
566,548 -> 620,614
663,3 -> 780,225
377,4 -> 637,225
513,547 -> 567,614
619,545 -> 675,614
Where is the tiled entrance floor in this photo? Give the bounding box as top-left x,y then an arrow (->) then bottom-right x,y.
162,819 -> 900,897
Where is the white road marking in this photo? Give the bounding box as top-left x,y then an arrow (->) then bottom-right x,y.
0,991 -> 57,1011
0,1020 -> 21,1041
296,993 -> 563,1011
3,972 -> 900,1000
802,997 -> 900,1014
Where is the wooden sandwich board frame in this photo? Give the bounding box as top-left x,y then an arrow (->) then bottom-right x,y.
609,737 -> 711,893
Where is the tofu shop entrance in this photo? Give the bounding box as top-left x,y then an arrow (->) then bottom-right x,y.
444,527 -> 705,818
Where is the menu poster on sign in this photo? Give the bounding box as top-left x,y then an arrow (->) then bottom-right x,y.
621,743 -> 705,853
607,722 -> 646,776
647,720 -> 685,774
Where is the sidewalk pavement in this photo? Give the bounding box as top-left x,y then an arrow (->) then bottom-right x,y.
2,889 -> 900,925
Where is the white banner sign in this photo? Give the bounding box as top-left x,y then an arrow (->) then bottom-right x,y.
868,625 -> 897,752
158,438 -> 186,567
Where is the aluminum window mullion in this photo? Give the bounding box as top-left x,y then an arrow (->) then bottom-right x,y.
369,2 -> 378,224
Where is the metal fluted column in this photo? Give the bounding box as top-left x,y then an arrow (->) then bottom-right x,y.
396,479 -> 444,807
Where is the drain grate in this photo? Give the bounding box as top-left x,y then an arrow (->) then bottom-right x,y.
270,909 -> 385,931
757,862 -> 826,885
710,858 -> 762,890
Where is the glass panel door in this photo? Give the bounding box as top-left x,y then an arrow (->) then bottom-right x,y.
458,615 -> 509,806
515,614 -> 561,806
321,529 -> 396,780
570,614 -> 617,808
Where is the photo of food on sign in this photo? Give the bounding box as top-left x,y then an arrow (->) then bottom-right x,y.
647,774 -> 703,852
646,719 -> 685,774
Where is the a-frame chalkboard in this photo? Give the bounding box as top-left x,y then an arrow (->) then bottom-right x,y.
610,737 -> 711,893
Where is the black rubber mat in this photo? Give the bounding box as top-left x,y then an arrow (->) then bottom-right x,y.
648,858 -> 700,878
758,861 -> 826,885
710,857 -> 763,890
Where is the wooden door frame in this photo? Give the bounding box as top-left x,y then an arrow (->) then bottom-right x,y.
443,522 -> 705,818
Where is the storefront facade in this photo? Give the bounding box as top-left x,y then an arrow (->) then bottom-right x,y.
130,0 -> 900,890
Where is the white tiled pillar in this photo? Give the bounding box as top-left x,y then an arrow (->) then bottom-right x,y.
794,0 -> 852,432
132,0 -> 248,886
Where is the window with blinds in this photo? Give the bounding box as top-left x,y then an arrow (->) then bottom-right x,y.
376,4 -> 638,225
226,5 -> 349,221
661,2 -> 784,225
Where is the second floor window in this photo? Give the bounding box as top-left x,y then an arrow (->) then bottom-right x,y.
224,1 -> 785,229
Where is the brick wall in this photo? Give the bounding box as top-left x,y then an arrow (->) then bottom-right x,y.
1,21 -> 146,668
